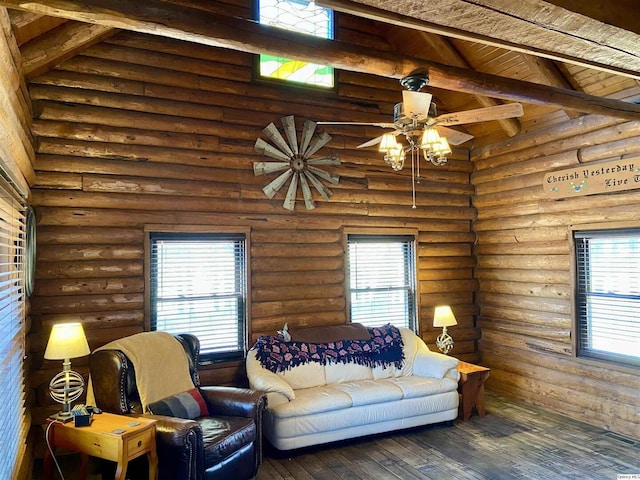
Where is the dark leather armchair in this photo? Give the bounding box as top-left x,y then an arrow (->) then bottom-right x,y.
89,334 -> 267,480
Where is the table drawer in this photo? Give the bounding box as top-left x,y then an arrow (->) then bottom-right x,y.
126,428 -> 154,458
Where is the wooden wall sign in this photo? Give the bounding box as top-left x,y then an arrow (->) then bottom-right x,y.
543,156 -> 640,199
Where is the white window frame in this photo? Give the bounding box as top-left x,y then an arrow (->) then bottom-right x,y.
145,226 -> 250,363
345,229 -> 419,332
572,223 -> 640,368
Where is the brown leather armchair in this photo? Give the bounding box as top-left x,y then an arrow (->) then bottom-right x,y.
89,334 -> 266,480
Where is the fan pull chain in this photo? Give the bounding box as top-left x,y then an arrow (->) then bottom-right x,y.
411,148 -> 417,209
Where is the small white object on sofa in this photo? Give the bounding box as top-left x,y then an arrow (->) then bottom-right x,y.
246,327 -> 460,450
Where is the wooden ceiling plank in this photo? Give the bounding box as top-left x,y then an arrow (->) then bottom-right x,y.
1,0 -> 640,119
21,21 -> 114,78
318,0 -> 640,80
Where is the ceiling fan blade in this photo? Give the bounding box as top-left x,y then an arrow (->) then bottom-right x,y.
262,169 -> 293,199
263,123 -> 294,157
304,131 -> 332,157
434,103 -> 524,126
254,138 -> 292,162
281,115 -> 299,155
306,154 -> 340,166
436,126 -> 474,145
299,173 -> 316,210
304,171 -> 332,200
300,120 -> 317,155
317,122 -> 397,129
402,90 -> 432,120
282,172 -> 298,211
253,161 -> 290,176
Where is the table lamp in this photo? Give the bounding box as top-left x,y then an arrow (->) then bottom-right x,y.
44,322 -> 90,422
433,305 -> 457,355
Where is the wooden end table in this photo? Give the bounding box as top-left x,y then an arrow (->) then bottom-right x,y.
44,412 -> 158,480
457,361 -> 491,421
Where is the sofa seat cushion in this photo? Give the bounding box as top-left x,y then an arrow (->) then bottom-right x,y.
271,386 -> 352,418
199,416 -> 256,466
332,379 -> 403,406
386,376 -> 458,399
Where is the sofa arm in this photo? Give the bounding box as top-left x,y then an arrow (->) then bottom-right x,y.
146,414 -> 203,480
200,386 -> 266,419
413,350 -> 460,380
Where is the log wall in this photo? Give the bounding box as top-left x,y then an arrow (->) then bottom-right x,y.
27,24 -> 479,423
471,113 -> 640,439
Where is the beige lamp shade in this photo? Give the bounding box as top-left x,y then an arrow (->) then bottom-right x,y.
433,305 -> 457,328
44,323 -> 90,360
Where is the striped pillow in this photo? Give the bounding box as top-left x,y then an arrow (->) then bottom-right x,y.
146,388 -> 209,419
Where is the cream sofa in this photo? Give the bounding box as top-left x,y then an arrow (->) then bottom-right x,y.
246,325 -> 460,450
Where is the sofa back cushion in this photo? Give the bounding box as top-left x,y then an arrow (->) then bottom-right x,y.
277,362 -> 326,390
325,363 -> 373,384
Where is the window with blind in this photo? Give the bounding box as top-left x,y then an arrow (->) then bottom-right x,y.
149,232 -> 248,363
0,181 -> 27,480
574,228 -> 640,367
347,234 -> 418,331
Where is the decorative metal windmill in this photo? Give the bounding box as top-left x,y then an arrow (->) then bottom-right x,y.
253,115 -> 340,211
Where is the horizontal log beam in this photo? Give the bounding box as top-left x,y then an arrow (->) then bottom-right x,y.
2,0 -> 640,119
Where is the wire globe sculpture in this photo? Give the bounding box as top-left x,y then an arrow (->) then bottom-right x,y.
49,370 -> 85,405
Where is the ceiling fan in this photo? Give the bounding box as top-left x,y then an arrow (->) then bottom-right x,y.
318,71 -> 524,169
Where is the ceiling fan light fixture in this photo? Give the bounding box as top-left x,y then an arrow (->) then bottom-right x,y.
385,144 -> 405,171
433,137 -> 452,155
419,127 -> 441,150
379,133 -> 399,153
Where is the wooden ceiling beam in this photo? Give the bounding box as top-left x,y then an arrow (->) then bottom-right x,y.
1,0 -> 640,119
21,21 -> 114,78
318,0 -> 640,80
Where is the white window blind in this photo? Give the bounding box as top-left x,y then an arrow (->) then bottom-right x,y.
574,229 -> 640,367
347,234 -> 417,331
149,233 -> 247,362
0,180 -> 27,480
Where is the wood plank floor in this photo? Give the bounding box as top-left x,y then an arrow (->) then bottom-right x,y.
256,392 -> 640,480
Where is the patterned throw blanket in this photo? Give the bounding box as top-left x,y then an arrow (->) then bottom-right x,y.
253,323 -> 405,373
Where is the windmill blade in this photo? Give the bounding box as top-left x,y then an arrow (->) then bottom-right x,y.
357,130 -> 401,149
304,131 -> 332,157
281,115 -> 299,155
307,154 -> 340,166
299,172 -> 316,210
283,171 -> 298,211
308,165 -> 339,185
317,121 -> 396,128
263,123 -> 294,157
434,103 -> 524,126
402,90 -> 432,120
300,120 -> 317,154
254,138 -> 291,162
436,126 -> 474,146
305,171 -> 332,200
253,161 -> 290,176
262,169 -> 293,199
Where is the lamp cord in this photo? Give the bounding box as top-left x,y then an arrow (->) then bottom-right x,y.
45,420 -> 66,480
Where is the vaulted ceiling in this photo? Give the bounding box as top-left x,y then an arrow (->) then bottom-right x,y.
2,0 -> 640,149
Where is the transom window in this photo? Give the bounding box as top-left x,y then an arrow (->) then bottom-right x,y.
347,234 -> 418,331
148,231 -> 248,363
257,0 -> 334,88
574,228 -> 640,367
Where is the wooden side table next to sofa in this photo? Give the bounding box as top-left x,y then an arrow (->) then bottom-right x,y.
457,361 -> 491,421
44,412 -> 158,480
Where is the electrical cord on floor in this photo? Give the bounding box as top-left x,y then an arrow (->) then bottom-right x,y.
45,419 -> 65,480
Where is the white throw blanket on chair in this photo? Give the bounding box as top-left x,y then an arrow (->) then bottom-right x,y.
87,331 -> 196,411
